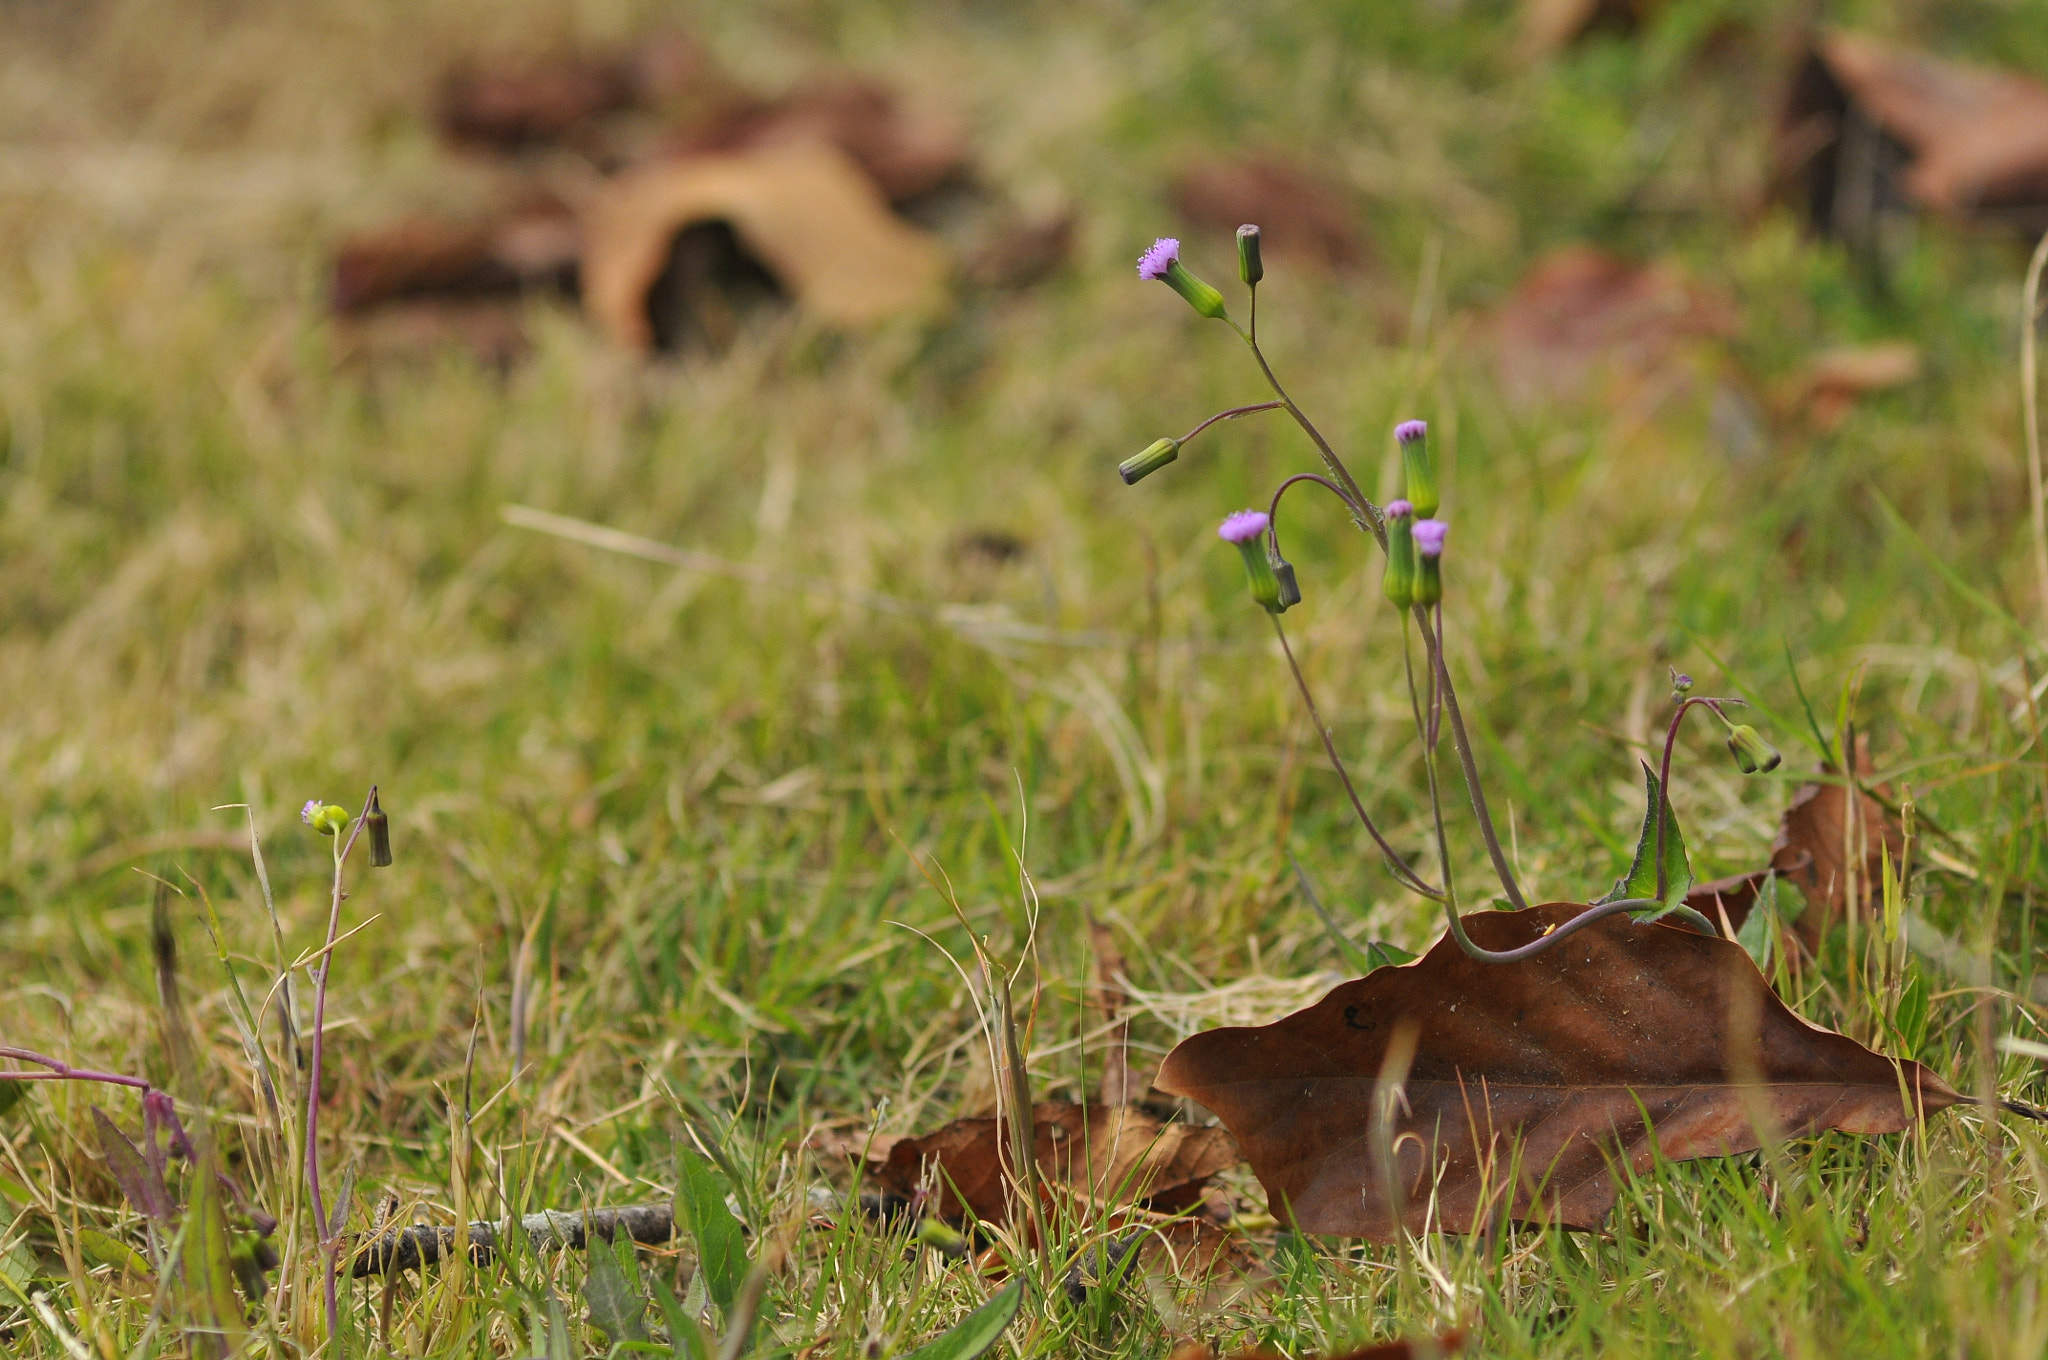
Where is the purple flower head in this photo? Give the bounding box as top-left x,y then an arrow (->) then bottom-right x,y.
1137,238 -> 1181,281
1218,510 -> 1270,544
1413,519 -> 1448,558
301,799 -> 323,826
1385,498 -> 1414,520
1395,419 -> 1428,445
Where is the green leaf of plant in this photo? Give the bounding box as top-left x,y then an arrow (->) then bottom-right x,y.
1596,761 -> 1691,912
902,1279 -> 1026,1360
582,1234 -> 649,1345
174,1149 -> 247,1359
1365,941 -> 1418,969
675,1144 -> 748,1313
1735,871 -> 1779,971
546,1289 -> 574,1360
1894,970 -> 1931,1055
78,1229 -> 152,1278
651,1274 -> 711,1360
0,1083 -> 28,1121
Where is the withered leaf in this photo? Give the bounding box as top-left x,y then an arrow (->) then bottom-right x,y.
1768,766 -> 1902,946
673,79 -> 971,206
1157,902 -> 1956,1240
1484,246 -> 1734,407
1779,33 -> 2048,230
1170,156 -> 1366,271
581,141 -> 949,349
865,1101 -> 1238,1224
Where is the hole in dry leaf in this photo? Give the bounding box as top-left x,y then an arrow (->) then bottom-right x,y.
644,219 -> 789,354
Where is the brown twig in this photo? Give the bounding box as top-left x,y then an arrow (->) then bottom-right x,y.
347,1203 -> 676,1277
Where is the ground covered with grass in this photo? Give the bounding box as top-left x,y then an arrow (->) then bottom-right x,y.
3,1 -> 2048,1356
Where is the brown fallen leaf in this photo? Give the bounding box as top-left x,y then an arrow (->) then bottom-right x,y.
673,79 -> 972,206
1169,1332 -> 1463,1360
1778,32 -> 2048,234
864,1100 -> 1239,1224
1484,246 -> 1735,406
1156,901 -> 1957,1240
579,141 -> 949,350
437,33 -> 730,156
331,204 -> 580,315
1768,762 -> 1903,948
1171,157 -> 1366,271
1785,341 -> 1921,431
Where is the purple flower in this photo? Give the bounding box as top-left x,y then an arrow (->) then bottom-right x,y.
1138,238 -> 1181,281
1218,510 -> 1270,544
1413,519 -> 1448,558
1395,419 -> 1428,444
301,799 -> 323,825
1385,498 -> 1413,519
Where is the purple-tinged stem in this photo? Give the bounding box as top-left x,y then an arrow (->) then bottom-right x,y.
1267,471 -> 1365,524
1271,616 -> 1442,900
1231,326 -> 1383,546
1178,401 -> 1285,447
306,785 -> 376,1350
1413,607 -> 1527,911
0,1048 -> 153,1092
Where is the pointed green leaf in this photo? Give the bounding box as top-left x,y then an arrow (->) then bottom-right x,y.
652,1275 -> 711,1360
1735,872 -> 1779,970
91,1108 -> 174,1222
78,1229 -> 152,1278
546,1288 -> 574,1360
902,1279 -> 1026,1360
174,1150 -> 246,1359
675,1144 -> 747,1313
1364,941 -> 1418,969
1597,761 -> 1691,912
583,1234 -> 649,1345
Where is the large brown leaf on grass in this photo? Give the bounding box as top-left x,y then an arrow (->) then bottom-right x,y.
581,141 -> 948,349
1157,902 -> 1956,1240
863,1101 -> 1238,1224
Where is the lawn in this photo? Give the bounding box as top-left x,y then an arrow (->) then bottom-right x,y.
3,0 -> 2048,1356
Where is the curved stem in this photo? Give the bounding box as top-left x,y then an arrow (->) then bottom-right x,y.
1654,697 -> 1744,902
1179,401 -> 1285,447
1443,896 -> 1712,965
1412,607 -> 1527,910
1272,616 -> 1442,899
1230,324 -> 1383,547
1268,471 -> 1364,524
0,1049 -> 153,1092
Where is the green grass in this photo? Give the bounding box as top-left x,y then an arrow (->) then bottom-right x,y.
3,0 -> 2048,1355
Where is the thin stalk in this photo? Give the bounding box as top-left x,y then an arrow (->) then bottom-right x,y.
1654,696 -> 1743,903
1272,616 -> 1441,899
306,787 -> 376,1352
1178,401 -> 1285,447
1413,608 -> 1527,910
1268,471 -> 1365,525
2023,228 -> 2048,635
1230,323 -> 1382,545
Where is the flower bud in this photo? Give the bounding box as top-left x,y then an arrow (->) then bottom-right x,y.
1219,510 -> 1282,612
301,800 -> 349,837
916,1218 -> 970,1257
1725,725 -> 1782,775
1236,224 -> 1263,286
1138,238 -> 1228,320
1382,499 -> 1416,610
1412,518 -> 1446,607
1270,550 -> 1301,611
1118,437 -> 1180,485
365,789 -> 393,867
1395,420 -> 1437,518
1670,669 -> 1694,700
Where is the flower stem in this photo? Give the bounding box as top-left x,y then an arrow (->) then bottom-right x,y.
1654,696 -> 1743,903
1412,607 -> 1527,910
1178,401 -> 1285,447
1232,325 -> 1382,546
1273,616 -> 1441,899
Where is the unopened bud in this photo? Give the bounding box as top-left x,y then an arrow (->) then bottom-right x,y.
1118,437 -> 1180,485
1725,725 -> 1782,775
1236,224 -> 1263,286
1670,669 -> 1694,700
1270,552 -> 1301,611
1412,518 -> 1446,607
1382,500 -> 1416,610
1395,420 -> 1437,518
1219,511 -> 1282,612
365,788 -> 392,867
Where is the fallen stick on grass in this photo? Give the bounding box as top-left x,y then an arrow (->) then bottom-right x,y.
348,1202 -> 674,1276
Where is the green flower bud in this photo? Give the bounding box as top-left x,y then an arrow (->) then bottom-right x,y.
1725,725 -> 1782,775
1236,224 -> 1263,286
1382,501 -> 1416,610
1412,518 -> 1446,607
365,788 -> 392,867
1138,239 -> 1228,320
301,800 -> 350,837
916,1217 -> 971,1257
1271,553 -> 1301,611
1118,437 -> 1180,485
1395,420 -> 1437,518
